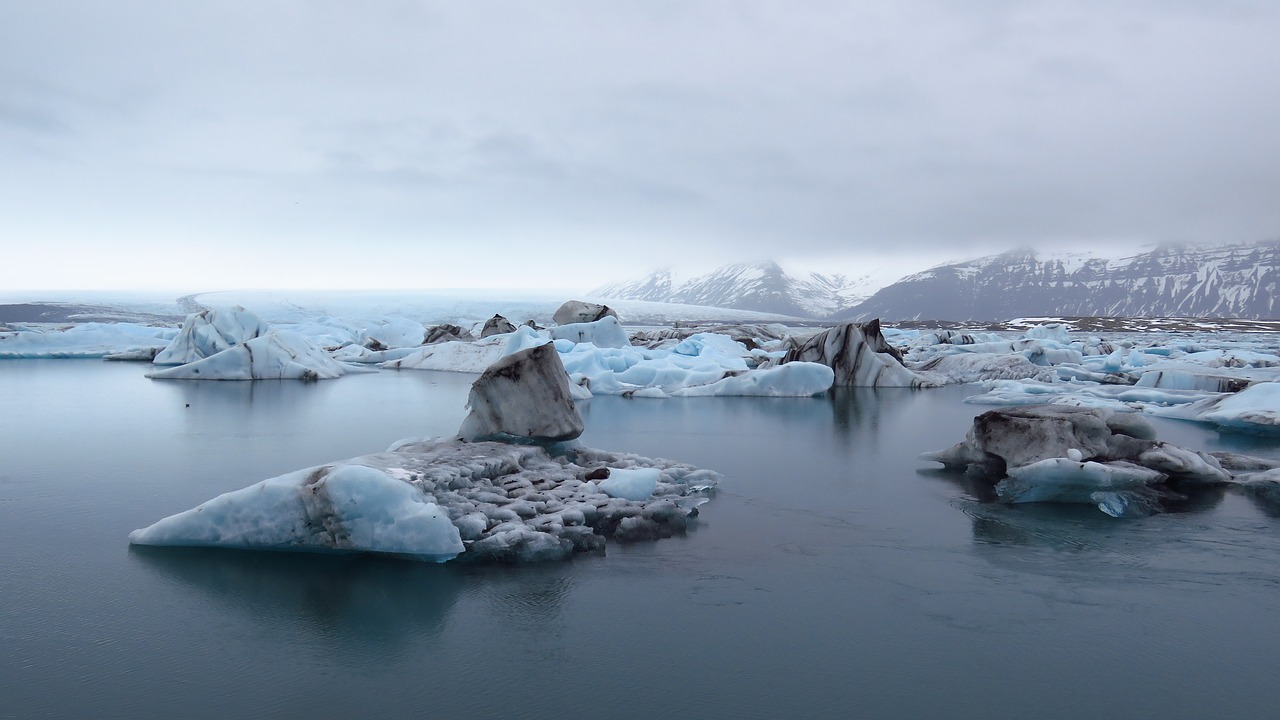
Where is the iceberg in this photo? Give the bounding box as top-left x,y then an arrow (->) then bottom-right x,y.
147,330 -> 349,381
552,300 -> 618,326
922,404 -> 1230,516
783,320 -> 933,387
480,314 -> 517,338
548,316 -> 630,349
457,343 -> 585,443
129,463 -> 465,562
153,306 -> 270,366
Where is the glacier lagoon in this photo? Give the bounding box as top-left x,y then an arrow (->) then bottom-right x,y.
4,360 -> 1280,719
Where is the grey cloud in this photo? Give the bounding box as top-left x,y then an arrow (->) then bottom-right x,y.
2,0 -> 1279,290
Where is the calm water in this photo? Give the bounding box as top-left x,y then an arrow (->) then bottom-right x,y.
3,360 -> 1279,719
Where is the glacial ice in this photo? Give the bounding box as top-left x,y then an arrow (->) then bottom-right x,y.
548,316 -> 630,349
457,343 -> 585,443
783,321 -> 932,387
128,464 -> 466,562
153,306 -> 270,366
0,322 -> 178,359
923,404 -> 1233,517
147,329 -> 349,381
597,467 -> 660,501
1150,381 -> 1280,434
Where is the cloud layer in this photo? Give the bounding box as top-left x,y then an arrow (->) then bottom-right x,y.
3,1 -> 1279,290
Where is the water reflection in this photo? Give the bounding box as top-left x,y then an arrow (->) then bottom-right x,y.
130,546 -> 463,655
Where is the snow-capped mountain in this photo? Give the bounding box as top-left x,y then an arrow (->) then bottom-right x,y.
591,261 -> 885,318
836,241 -> 1280,321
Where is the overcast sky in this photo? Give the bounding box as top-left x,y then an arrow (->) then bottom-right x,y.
3,1 -> 1279,292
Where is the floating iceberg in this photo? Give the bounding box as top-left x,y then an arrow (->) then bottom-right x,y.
922,405 -> 1229,517
153,306 -> 270,366
783,320 -> 933,387
147,330 -> 349,381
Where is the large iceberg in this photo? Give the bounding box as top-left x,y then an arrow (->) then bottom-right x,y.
153,306 -> 270,366
783,320 -> 933,387
147,330 -> 349,381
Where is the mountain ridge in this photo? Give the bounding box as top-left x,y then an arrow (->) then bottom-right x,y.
837,241 -> 1280,321
590,261 -> 883,318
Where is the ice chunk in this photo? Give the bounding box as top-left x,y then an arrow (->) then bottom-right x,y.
548,316 -> 630,349
598,467 -> 660,500
552,300 -> 618,326
480,314 -> 517,338
923,403 -> 1236,518
998,458 -> 1166,504
129,464 -> 465,562
360,316 -> 427,349
457,343 -> 584,442
1147,383 -> 1280,435
912,352 -> 1055,384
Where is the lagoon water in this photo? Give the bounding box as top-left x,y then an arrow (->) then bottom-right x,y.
3,360 -> 1280,719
